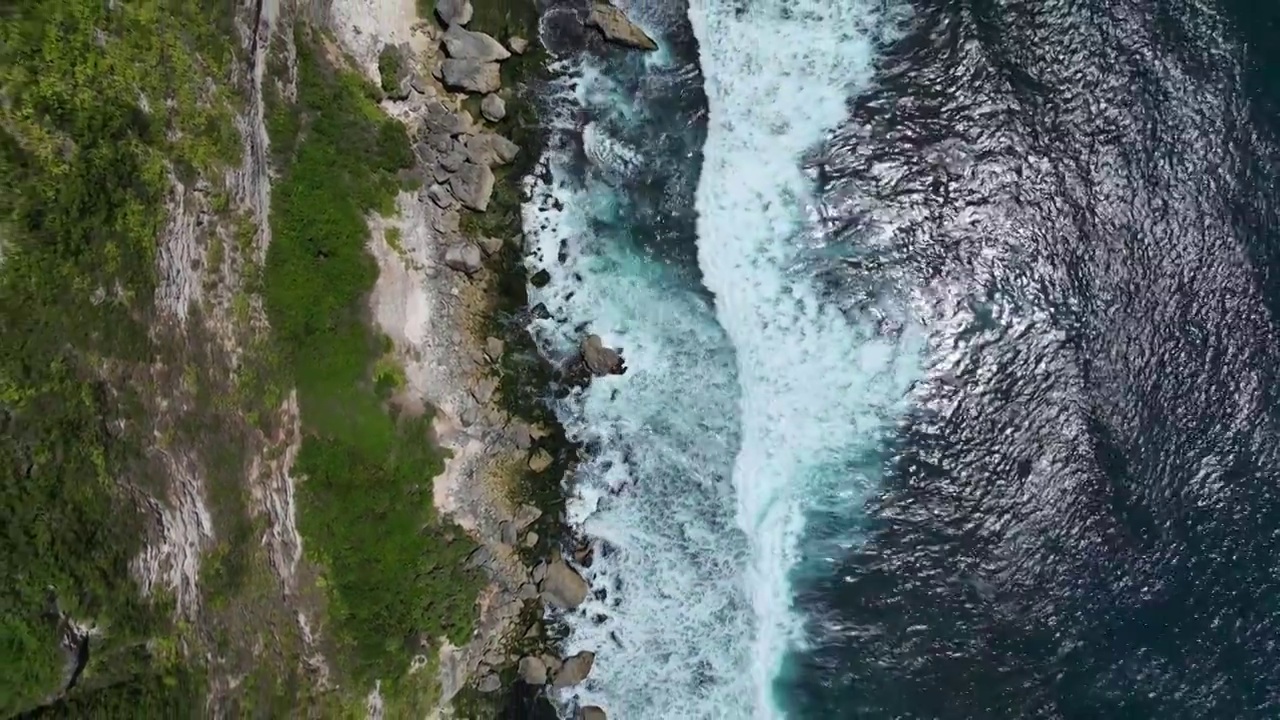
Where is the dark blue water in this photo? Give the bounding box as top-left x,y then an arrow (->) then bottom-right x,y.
783,0 -> 1280,717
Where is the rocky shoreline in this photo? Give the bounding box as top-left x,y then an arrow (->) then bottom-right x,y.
324,0 -> 650,716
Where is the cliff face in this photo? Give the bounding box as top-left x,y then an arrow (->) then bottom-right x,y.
2,0 -> 568,716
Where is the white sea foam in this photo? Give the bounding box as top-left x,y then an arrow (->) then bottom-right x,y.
687,0 -> 916,715
524,0 -> 918,716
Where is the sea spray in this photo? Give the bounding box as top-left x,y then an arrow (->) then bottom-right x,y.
687,0 -> 918,715
524,32 -> 761,717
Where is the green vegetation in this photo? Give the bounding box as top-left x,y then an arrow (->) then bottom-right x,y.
0,0 -> 242,713
264,27 -> 483,688
378,44 -> 406,96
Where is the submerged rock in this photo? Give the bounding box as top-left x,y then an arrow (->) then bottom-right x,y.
481,93 -> 507,122
581,334 -> 625,375
541,559 -> 589,609
435,0 -> 473,26
449,162 -> 495,211
552,651 -> 596,687
586,2 -> 658,51
579,707 -> 608,720
442,25 -> 511,62
441,59 -> 501,94
518,655 -> 547,685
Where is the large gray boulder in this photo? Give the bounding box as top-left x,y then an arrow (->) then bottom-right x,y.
518,655 -> 547,685
578,708 -> 608,720
581,334 -> 625,375
541,559 -> 589,609
441,59 -> 501,94
552,651 -> 596,688
465,132 -> 520,167
443,25 -> 511,62
444,243 -> 483,275
586,2 -> 658,50
481,93 -> 507,122
435,0 -> 473,26
449,161 -> 495,211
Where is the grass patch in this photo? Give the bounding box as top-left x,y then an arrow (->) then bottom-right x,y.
264,26 -> 483,688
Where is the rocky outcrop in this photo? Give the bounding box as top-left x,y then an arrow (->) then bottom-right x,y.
586,2 -> 658,51
541,558 -> 589,609
581,334 -> 625,376
449,161 -> 495,211
465,132 -> 519,167
579,707 -> 608,720
441,59 -> 501,94
481,93 -> 506,122
442,26 -> 511,62
518,655 -> 547,685
435,0 -> 473,26
552,651 -> 596,687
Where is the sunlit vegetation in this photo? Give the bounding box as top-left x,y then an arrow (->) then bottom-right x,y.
264,27 -> 483,688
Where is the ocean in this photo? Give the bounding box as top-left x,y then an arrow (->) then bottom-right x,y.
524,0 -> 1280,717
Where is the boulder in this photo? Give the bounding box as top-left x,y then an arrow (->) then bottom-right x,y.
479,235 -> 504,256
552,651 -> 595,688
527,449 -> 553,473
541,653 -> 563,676
513,503 -> 542,528
449,162 -> 495,211
485,336 -> 505,361
541,559 -> 589,609
518,656 -> 547,685
427,183 -> 454,209
511,422 -> 532,450
523,531 -> 539,547
442,26 -> 511,62
435,0 -> 473,26
481,93 -> 507,122
471,376 -> 498,404
579,708 -> 608,720
519,581 -> 539,600
586,2 -> 658,51
500,520 -> 517,546
581,334 -> 625,375
444,243 -> 483,275
441,59 -> 501,94
440,146 -> 467,173
476,673 -> 502,693
508,36 -> 529,54
465,132 -> 520,167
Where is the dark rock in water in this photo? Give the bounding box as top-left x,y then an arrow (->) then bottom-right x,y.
441,59 -> 501,94
574,542 -> 594,568
449,162 -> 495,211
435,0 -> 473,26
581,334 -> 625,376
442,25 -> 511,62
541,559 -> 589,609
552,651 -> 595,687
518,655 -> 548,685
578,706 -> 608,720
481,93 -> 507,122
586,2 -> 658,51
530,268 -> 551,288
530,303 -> 551,320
